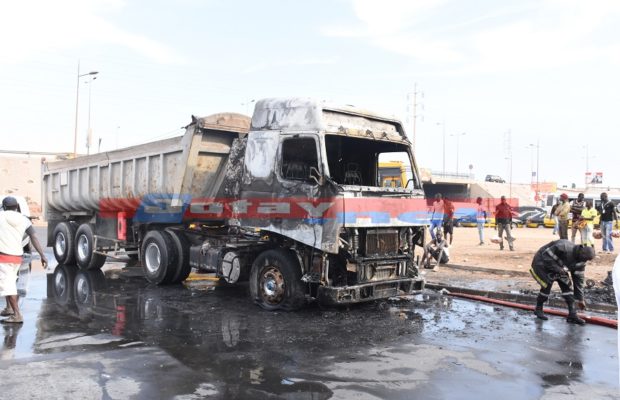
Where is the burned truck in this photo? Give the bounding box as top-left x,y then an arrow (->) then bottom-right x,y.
43,98 -> 427,310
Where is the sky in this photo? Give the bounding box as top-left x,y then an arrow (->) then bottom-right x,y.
1,0 -> 619,188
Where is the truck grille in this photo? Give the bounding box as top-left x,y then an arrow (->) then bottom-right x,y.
364,229 -> 399,256
373,265 -> 397,280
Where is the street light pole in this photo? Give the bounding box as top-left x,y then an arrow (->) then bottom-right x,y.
584,144 -> 589,187
437,121 -> 446,176
451,132 -> 466,176
528,142 -> 540,203
85,75 -> 97,155
442,122 -> 446,176
536,140 -> 540,203
72,62 -> 99,157
527,144 -> 534,184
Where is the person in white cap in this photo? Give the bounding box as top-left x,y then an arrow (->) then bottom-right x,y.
0,196 -> 47,324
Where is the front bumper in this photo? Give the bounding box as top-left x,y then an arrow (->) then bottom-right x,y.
317,277 -> 425,305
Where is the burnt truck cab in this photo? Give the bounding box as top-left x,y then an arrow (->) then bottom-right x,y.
231,98 -> 426,307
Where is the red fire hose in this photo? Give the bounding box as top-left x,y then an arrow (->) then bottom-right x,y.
448,292 -> 618,329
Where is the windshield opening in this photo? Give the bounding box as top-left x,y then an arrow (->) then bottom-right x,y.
325,135 -> 417,188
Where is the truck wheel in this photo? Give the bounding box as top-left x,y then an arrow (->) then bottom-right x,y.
141,230 -> 177,285
249,249 -> 305,311
167,230 -> 192,284
75,224 -> 107,270
53,222 -> 77,265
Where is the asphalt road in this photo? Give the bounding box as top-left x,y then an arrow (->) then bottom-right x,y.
0,227 -> 618,399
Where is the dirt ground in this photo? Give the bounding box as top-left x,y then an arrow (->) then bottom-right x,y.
424,226 -> 618,306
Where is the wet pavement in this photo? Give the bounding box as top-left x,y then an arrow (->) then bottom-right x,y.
0,235 -> 619,399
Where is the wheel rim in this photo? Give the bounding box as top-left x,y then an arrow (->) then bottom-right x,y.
77,234 -> 89,261
54,271 -> 67,297
145,243 -> 161,274
55,232 -> 66,257
75,275 -> 90,304
259,266 -> 285,305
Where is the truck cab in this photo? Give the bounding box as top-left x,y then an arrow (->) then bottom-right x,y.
233,99 -> 426,307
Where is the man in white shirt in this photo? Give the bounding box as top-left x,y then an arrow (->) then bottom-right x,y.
0,197 -> 47,324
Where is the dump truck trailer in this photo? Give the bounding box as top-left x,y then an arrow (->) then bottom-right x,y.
43,98 -> 427,310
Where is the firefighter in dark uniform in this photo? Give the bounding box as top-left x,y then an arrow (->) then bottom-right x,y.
530,239 -> 595,325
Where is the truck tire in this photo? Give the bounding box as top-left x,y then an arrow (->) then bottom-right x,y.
167,230 -> 192,284
141,230 -> 178,285
53,222 -> 77,265
75,224 -> 107,270
249,249 -> 305,311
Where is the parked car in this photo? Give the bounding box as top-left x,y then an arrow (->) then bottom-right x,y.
485,175 -> 505,183
515,206 -> 547,228
454,208 -> 523,228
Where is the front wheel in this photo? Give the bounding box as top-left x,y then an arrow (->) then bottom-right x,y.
249,249 -> 305,311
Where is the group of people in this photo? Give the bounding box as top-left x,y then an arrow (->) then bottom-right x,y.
551,192 -> 618,252
425,191 -> 616,326
0,197 -> 47,324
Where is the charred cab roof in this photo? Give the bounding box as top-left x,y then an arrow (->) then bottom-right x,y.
250,98 -> 410,144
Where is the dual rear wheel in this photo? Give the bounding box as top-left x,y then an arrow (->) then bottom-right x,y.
140,230 -> 191,285
53,222 -> 106,270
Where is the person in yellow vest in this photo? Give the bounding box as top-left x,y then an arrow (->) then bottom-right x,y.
579,201 -> 598,247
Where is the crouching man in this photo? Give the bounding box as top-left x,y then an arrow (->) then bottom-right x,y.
530,239 -> 595,325
421,229 -> 450,270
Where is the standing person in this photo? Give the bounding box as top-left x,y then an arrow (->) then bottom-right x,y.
570,193 -> 586,243
475,197 -> 487,245
0,197 -> 48,324
579,201 -> 597,247
550,199 -> 560,235
429,193 -> 444,241
529,240 -> 595,325
443,197 -> 455,245
495,196 -> 514,251
554,193 -> 571,240
597,193 -> 618,254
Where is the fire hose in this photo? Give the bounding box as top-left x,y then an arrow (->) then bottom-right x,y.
447,291 -> 618,329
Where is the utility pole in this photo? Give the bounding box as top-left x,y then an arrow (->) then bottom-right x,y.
72,62 -> 98,157
407,84 -> 423,156
584,144 -> 589,188
536,139 -> 540,201
436,121 -> 446,176
504,130 -> 513,202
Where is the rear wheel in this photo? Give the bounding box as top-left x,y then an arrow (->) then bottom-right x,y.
53,222 -> 77,265
249,249 -> 305,311
75,224 -> 107,270
141,230 -> 177,285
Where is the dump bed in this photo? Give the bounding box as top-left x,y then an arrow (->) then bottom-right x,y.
42,113 -> 250,218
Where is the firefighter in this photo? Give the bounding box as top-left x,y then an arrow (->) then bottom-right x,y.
530,239 -> 595,325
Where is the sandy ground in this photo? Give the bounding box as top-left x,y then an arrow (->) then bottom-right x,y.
424,226 -> 617,303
